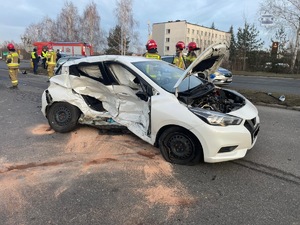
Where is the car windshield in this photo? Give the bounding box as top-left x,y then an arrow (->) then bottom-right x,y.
132,61 -> 204,93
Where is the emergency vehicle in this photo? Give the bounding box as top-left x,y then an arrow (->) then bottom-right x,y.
33,42 -> 93,56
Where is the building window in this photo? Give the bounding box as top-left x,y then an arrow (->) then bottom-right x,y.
205,32 -> 207,36
165,46 -> 170,51
192,29 -> 194,34
166,38 -> 170,42
187,28 -> 190,34
201,31 -> 203,36
197,30 -> 199,34
191,38 -> 194,42
166,29 -> 170,34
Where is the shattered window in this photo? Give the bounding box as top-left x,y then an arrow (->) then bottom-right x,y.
78,64 -> 103,79
108,64 -> 140,90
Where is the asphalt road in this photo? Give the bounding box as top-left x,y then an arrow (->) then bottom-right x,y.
229,74 -> 300,95
0,66 -> 299,225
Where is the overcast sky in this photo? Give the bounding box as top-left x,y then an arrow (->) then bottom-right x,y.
0,0 -> 271,48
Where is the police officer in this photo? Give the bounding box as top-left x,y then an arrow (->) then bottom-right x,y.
186,42 -> 199,67
143,39 -> 161,60
41,47 -> 48,69
31,48 -> 39,74
6,43 -> 20,89
173,41 -> 186,69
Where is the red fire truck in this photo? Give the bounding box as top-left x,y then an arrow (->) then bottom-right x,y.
32,42 -> 93,56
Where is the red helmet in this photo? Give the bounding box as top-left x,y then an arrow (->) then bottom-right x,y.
187,42 -> 197,51
146,39 -> 157,50
7,43 -> 15,51
176,41 -> 185,50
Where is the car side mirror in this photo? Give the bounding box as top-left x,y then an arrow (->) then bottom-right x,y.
136,91 -> 148,101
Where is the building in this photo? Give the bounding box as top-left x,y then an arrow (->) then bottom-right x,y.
152,20 -> 231,56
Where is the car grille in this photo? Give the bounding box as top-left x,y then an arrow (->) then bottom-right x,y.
244,117 -> 260,144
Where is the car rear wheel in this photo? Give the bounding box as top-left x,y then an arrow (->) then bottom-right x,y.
47,102 -> 81,133
158,127 -> 202,165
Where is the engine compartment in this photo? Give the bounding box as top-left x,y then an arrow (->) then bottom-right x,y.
185,88 -> 245,113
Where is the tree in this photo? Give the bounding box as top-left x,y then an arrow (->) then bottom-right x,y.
105,25 -> 129,55
79,1 -> 103,53
114,0 -> 138,55
210,22 -> 216,29
259,0 -> 300,73
228,25 -> 236,64
236,22 -> 264,70
56,1 -> 80,42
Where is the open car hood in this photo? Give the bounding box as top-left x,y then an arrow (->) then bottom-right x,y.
174,42 -> 228,96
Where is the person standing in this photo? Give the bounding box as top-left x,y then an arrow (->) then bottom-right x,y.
186,42 -> 199,67
143,39 -> 161,60
41,47 -> 48,69
46,48 -> 57,80
6,43 -> 20,89
31,48 -> 39,74
172,41 -> 186,69
56,49 -> 61,62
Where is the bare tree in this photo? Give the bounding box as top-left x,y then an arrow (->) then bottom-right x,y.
114,0 -> 139,55
259,0 -> 300,72
56,1 -> 80,42
80,1 -> 103,53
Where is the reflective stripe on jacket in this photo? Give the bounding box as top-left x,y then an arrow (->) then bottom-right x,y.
144,52 -> 161,60
6,52 -> 19,68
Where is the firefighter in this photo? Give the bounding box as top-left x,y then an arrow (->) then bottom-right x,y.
41,47 -> 48,69
31,48 -> 39,74
185,42 -> 199,67
173,41 -> 186,69
143,39 -> 161,60
6,43 -> 20,89
46,48 -> 57,80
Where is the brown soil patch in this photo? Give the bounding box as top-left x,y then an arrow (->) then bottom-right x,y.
30,123 -> 55,135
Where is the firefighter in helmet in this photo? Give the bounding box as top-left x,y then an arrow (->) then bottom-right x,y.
6,43 -> 20,89
143,39 -> 161,60
186,42 -> 199,67
172,41 -> 186,69
46,47 -> 57,80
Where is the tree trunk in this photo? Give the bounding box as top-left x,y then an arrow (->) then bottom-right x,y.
290,19 -> 300,73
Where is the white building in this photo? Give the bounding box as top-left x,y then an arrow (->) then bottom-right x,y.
152,20 -> 231,56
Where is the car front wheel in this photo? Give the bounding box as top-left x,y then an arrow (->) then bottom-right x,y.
47,102 -> 81,133
158,127 -> 202,165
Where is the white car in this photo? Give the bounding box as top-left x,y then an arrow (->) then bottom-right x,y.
41,43 -> 260,165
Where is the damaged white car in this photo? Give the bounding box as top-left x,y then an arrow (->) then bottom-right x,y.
41,43 -> 260,165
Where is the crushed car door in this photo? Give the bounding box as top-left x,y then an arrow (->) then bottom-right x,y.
104,63 -> 151,141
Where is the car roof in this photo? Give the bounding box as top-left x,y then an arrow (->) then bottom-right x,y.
62,55 -> 155,67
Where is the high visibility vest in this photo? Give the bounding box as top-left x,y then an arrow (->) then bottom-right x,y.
41,51 -> 47,58
31,51 -> 37,59
7,52 -> 19,69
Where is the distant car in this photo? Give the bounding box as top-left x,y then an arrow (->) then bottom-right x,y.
41,43 -> 260,165
161,56 -> 233,85
211,67 -> 233,85
54,55 -> 85,74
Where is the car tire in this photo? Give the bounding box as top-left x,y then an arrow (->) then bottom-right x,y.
158,127 -> 202,165
47,102 -> 81,133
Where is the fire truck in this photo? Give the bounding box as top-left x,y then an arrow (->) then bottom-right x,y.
32,42 -> 93,56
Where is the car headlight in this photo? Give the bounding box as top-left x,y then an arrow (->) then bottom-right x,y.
189,107 -> 242,126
